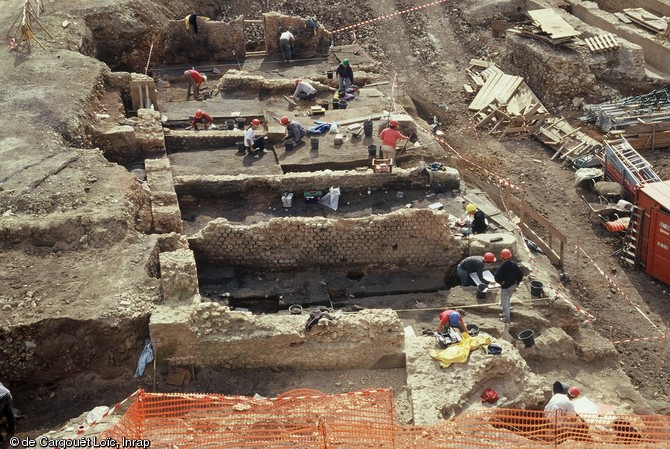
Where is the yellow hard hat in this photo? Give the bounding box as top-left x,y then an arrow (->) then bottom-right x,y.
465,203 -> 477,214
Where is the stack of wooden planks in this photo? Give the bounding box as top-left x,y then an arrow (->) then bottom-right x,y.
507,8 -> 581,46
533,117 -> 603,165
467,60 -> 548,138
622,8 -> 667,33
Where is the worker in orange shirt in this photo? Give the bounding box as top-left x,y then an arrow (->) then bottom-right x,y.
378,119 -> 409,165
184,68 -> 207,101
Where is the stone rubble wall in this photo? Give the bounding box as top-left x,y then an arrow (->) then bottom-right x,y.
263,12 -> 333,58
145,157 -> 183,234
150,303 -> 405,370
175,164 -> 460,199
188,207 -> 461,270
159,248 -> 200,305
160,16 -> 246,65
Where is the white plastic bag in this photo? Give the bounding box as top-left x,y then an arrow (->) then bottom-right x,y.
319,186 -> 341,210
329,123 -> 339,133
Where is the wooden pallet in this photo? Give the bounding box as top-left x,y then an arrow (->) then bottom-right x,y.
584,33 -> 619,52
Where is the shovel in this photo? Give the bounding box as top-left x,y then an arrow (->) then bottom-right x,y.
414,299 -> 427,309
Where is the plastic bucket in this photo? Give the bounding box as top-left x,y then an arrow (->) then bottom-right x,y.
236,142 -> 246,153
476,283 -> 488,299
310,137 -> 319,150
284,141 -> 294,151
326,71 -> 333,79
236,118 -> 246,129
530,280 -> 544,297
332,99 -> 340,110
553,381 -> 569,395
363,119 -> 373,138
339,100 -> 348,109
367,144 -> 377,157
518,330 -> 535,348
321,101 -> 329,111
225,119 -> 235,130
466,324 -> 480,336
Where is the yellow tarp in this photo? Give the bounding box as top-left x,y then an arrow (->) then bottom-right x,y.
429,333 -> 492,368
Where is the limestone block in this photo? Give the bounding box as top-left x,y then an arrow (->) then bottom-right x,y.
159,249 -> 199,303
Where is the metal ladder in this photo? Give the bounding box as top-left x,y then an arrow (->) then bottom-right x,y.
619,206 -> 644,267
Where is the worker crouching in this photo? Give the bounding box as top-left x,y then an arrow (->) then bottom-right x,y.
191,109 -> 213,130
280,116 -> 306,147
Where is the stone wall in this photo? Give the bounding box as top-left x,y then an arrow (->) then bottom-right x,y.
145,157 -> 183,234
188,208 -> 461,270
160,17 -> 246,65
175,164 -> 460,198
150,303 -> 405,370
263,12 -> 332,59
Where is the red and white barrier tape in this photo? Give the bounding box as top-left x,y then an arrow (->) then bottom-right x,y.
332,0 -> 451,34
75,388 -> 143,434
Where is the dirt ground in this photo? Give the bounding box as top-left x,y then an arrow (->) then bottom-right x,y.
3,0 -> 670,442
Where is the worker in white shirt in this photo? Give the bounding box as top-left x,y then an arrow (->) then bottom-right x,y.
291,79 -> 317,101
279,30 -> 295,63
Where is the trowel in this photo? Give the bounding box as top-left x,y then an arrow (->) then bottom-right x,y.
414,299 -> 427,309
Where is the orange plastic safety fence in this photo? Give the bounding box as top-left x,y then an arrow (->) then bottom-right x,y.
102,391 -> 670,449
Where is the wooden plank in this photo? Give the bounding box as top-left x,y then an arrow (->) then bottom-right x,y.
469,71 -> 504,110
507,194 -> 567,244
585,37 -> 597,52
520,223 -> 561,265
624,8 -> 667,33
468,58 -> 496,68
496,76 -> 524,105
527,8 -> 582,39
614,12 -> 632,24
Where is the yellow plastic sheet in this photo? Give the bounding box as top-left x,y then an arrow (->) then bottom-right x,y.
429,333 -> 492,368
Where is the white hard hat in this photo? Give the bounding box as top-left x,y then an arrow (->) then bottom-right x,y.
202,75 -> 207,82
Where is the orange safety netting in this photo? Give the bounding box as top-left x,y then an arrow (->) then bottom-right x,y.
101,389 -> 670,449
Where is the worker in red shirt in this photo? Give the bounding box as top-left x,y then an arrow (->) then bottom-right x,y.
378,119 -> 409,165
191,109 -> 213,130
437,309 -> 467,333
184,69 -> 207,101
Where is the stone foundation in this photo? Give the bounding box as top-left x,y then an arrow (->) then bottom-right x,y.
150,303 -> 405,370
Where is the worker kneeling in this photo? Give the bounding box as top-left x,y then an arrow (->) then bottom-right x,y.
280,116 -> 307,147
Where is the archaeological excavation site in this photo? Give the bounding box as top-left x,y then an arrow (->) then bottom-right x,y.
4,0 -> 670,447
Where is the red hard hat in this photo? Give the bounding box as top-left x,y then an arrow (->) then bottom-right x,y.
251,118 -> 261,126
567,387 -> 580,398
195,109 -> 203,118
294,79 -> 301,85
483,252 -> 496,263
501,248 -> 512,260
279,116 -> 290,125
389,119 -> 399,127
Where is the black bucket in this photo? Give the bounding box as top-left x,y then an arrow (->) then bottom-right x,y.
321,101 -> 329,111
236,142 -> 246,153
236,118 -> 246,129
553,381 -> 569,395
466,324 -> 480,336
284,141 -> 294,151
225,119 -> 235,130
339,100 -> 348,110
476,283 -> 488,299
326,71 -> 334,79
310,137 -> 319,151
530,280 -> 544,297
332,99 -> 340,110
363,119 -> 373,138
367,144 -> 377,157
518,329 -> 535,348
